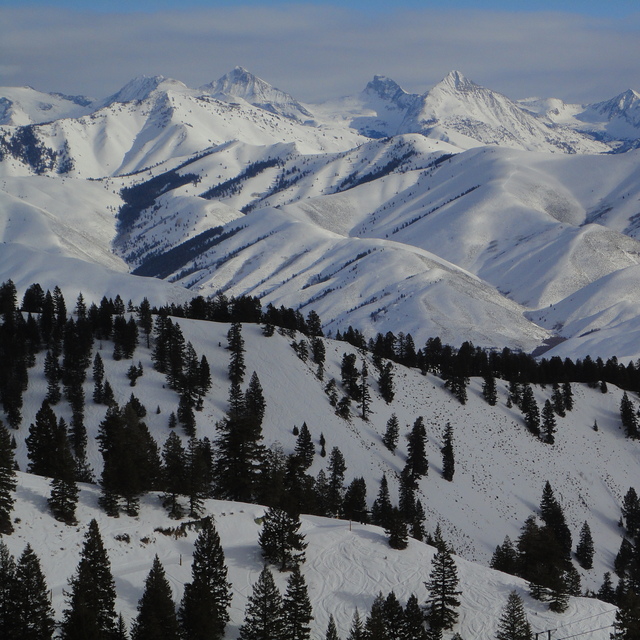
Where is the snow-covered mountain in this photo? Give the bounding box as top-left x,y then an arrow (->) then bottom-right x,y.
2,69 -> 640,360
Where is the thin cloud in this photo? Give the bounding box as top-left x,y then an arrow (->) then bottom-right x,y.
1,5 -> 639,104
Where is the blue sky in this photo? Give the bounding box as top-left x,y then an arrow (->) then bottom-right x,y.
1,2 -> 639,103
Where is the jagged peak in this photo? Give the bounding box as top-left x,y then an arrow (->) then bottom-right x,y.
363,75 -> 406,100
437,70 -> 479,92
103,75 -> 171,106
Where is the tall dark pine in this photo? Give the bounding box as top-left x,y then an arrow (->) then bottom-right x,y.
14,544 -> 56,640
495,591 -> 532,640
382,414 -> 400,453
405,416 -> 428,482
282,566 -> 313,640
359,362 -> 371,420
326,447 -> 347,517
178,517 -> 232,640
539,481 -> 572,559
481,374 -> 497,406
385,506 -> 409,550
60,519 -> 118,640
259,506 -> 307,571
295,422 -> 315,470
520,385 -> 540,437
371,475 -> 393,530
342,477 -> 369,523
238,566 -> 285,640
441,423 -> 455,482
161,430 -> 187,519
611,589 -> 640,639
575,521 -> 594,570
227,322 -> 246,385
47,417 -> 79,524
0,540 -> 18,637
541,400 -> 556,445
620,392 -> 639,439
378,362 -> 395,404
622,487 -> 640,539
347,610 -> 365,640
131,555 -> 181,640
425,545 -> 461,632
404,593 -> 428,640
0,423 -> 17,534
325,614 -> 341,640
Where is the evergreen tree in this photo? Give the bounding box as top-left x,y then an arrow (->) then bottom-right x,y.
622,487 -> 640,539
379,362 -> 395,404
245,371 -> 266,427
161,431 -> 187,519
541,400 -> 556,445
178,516 -> 232,640
325,614 -> 341,640
347,610 -> 365,640
383,591 -> 405,640
47,417 -> 79,524
295,422 -> 315,470
495,591 -> 532,640
238,566 -> 284,640
490,537 -> 518,576
597,572 -> 616,605
92,352 -> 105,403
259,506 -> 307,571
539,481 -> 572,559
365,592 -> 387,640
60,519 -> 117,640
282,566 -> 313,640
404,593 -> 428,640
324,379 -> 339,407
326,447 -> 347,517
562,381 -> 574,411
520,385 -> 540,437
386,506 -> 409,550
551,385 -> 566,417
382,414 -> 400,453
482,374 -> 497,406
185,437 -> 209,518
405,416 -> 428,482
342,477 -> 369,523
425,545 -> 461,632
0,540 -> 18,637
44,350 -> 61,404
13,544 -> 55,640
575,520 -> 594,570
138,297 -> 153,348
620,392 -> 639,439
615,538 -> 634,578
131,555 -> 180,640
0,423 -> 17,534
611,589 -> 640,639
444,374 -> 468,405
441,423 -> 455,482
371,475 -> 394,530
227,322 -> 246,386
341,353 -> 360,400
360,362 -> 371,420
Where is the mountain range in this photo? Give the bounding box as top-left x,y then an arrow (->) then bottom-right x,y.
2,68 -> 640,361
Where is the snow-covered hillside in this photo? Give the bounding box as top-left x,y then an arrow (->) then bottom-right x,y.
3,313 -> 634,637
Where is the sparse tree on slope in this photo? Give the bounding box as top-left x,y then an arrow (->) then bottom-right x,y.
238,566 -> 284,640
131,555 -> 180,640
282,566 -> 313,640
0,423 -> 17,534
178,516 -> 231,640
425,545 -> 461,632
495,591 -> 532,640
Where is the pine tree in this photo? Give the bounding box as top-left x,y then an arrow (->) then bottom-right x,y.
178,517 -> 232,640
405,416 -> 428,482
131,555 -> 180,640
282,566 -> 313,640
620,392 -> 639,439
161,430 -> 187,519
259,506 -> 307,571
341,353 -> 360,400
490,537 -> 518,576
520,385 -> 540,437
44,350 -> 61,404
541,400 -> 556,445
238,566 -> 285,640
551,385 -> 566,417
611,589 -> 640,639
245,371 -> 266,427
383,591 -> 405,640
404,593 -> 428,640
382,414 -> 400,453
379,362 -> 395,404
597,572 -> 616,605
386,506 -> 409,550
360,362 -> 371,420
562,381 -> 574,411
325,614 -> 341,640
47,417 -> 79,524
365,592 -> 387,640
425,545 -> 461,632
575,520 -> 594,570
482,374 -> 497,406
622,487 -> 640,539
495,591 -> 532,640
295,422 -> 315,470
347,610 -> 365,640
539,481 -> 572,559
60,519 -> 117,640
13,544 -> 55,640
0,540 -> 18,637
371,474 -> 394,530
227,322 -> 246,385
326,447 -> 347,517
0,423 -> 17,534
441,422 -> 455,481
342,477 -> 369,523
